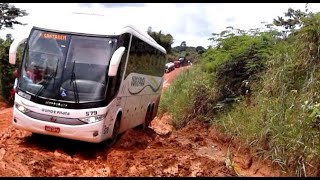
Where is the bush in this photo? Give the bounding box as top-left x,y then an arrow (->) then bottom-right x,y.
158,66 -> 215,128
161,11 -> 320,176
211,12 -> 320,176
0,39 -> 24,105
0,40 -> 16,104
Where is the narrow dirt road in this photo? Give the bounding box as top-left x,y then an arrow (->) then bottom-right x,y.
0,66 -> 282,177
162,66 -> 189,91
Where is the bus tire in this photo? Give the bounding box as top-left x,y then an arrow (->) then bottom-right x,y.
143,106 -> 153,130
104,114 -> 121,146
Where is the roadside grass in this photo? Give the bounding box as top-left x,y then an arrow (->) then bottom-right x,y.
158,65 -> 215,128
159,11 -> 320,177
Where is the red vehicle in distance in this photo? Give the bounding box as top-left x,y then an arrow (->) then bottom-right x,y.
173,60 -> 180,68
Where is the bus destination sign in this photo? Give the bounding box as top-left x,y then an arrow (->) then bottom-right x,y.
40,33 -> 67,41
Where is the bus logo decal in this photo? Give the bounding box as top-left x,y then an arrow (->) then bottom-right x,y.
60,89 -> 68,97
131,76 -> 145,87
41,108 -> 70,116
128,77 -> 163,95
50,116 -> 57,122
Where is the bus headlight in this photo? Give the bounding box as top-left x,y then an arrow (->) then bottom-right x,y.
15,103 -> 30,113
79,115 -> 105,124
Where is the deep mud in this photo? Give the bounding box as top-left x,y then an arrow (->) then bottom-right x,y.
0,66 -> 282,177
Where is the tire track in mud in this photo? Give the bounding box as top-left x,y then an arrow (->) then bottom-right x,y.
0,66 -> 282,177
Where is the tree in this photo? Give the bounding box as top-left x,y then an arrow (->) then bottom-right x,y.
196,46 -> 206,54
273,7 -> 307,30
147,26 -> 152,34
208,27 -> 251,44
0,3 -> 28,104
196,46 -> 205,51
179,41 -> 187,52
0,3 -> 28,30
5,33 -> 11,41
147,27 -> 174,54
180,41 -> 186,47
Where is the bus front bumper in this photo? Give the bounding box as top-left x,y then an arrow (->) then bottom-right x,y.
12,107 -> 105,143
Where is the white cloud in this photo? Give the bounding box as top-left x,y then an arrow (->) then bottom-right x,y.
1,3 -> 320,48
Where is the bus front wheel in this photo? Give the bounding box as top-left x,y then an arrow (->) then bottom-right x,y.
103,116 -> 121,146
111,118 -> 120,142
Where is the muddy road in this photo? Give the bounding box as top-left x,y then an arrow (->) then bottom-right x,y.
0,66 -> 282,177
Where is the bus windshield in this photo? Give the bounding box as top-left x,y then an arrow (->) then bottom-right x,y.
18,29 -> 118,103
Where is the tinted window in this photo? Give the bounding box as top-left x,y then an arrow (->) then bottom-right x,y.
66,36 -> 115,65
125,36 -> 166,78
60,35 -> 118,102
18,29 -> 119,103
18,30 -> 70,97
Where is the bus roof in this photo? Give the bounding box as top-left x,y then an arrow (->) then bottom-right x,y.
31,24 -> 167,54
119,25 -> 167,54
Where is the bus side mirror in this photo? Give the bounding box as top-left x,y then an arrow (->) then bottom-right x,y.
108,46 -> 125,77
9,37 -> 27,65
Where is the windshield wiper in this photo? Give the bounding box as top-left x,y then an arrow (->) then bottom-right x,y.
35,59 -> 60,97
70,60 -> 79,103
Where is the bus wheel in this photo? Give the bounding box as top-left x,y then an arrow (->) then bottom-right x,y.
104,117 -> 121,146
112,118 -> 121,143
143,107 -> 153,130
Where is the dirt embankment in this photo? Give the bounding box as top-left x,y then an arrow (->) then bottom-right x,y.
0,65 -> 282,177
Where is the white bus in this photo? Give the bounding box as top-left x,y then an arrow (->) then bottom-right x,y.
9,25 -> 167,143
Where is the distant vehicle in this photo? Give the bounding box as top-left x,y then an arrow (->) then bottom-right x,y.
173,60 -> 180,68
165,62 -> 175,73
179,57 -> 188,66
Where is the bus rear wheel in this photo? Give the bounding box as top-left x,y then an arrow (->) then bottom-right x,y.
143,107 -> 153,130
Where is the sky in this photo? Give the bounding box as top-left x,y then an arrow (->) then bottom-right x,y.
2,3 -> 320,48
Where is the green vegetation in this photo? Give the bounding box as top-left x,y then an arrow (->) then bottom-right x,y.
147,26 -> 205,64
0,3 -> 28,104
147,26 -> 174,54
159,5 -> 320,176
1,2 -> 320,176
171,41 -> 205,64
159,66 -> 214,128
